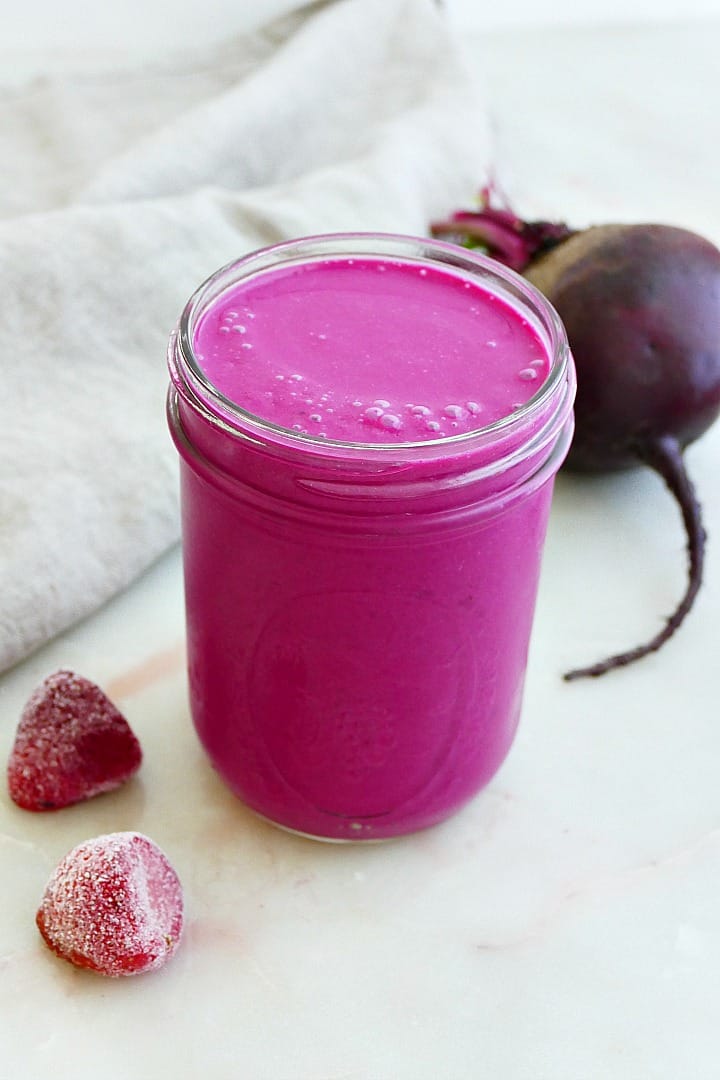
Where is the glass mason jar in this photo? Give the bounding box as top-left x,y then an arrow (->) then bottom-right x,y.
167,233 -> 575,841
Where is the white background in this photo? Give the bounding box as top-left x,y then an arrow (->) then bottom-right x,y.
2,4 -> 720,1079
446,0 -> 719,27
1,0 -> 718,56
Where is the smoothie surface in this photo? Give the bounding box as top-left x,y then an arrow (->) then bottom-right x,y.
192,256 -> 550,443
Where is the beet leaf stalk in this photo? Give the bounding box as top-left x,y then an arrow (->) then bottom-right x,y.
431,189 -> 573,272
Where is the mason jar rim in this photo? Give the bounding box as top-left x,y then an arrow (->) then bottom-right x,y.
170,231 -> 572,465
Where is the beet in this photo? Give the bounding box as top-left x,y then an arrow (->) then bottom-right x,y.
432,197 -> 720,679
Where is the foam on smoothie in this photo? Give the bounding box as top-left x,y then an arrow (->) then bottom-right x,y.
192,257 -> 549,443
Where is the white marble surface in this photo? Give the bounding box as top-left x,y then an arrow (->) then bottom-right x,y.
2,14 -> 720,1080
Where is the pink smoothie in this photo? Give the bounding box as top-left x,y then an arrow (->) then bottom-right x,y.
169,239 -> 574,840
193,257 -> 549,442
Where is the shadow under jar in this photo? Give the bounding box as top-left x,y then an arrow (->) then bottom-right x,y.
167,233 -> 575,841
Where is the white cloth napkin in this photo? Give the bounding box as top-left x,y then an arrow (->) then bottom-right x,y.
0,0 -> 489,673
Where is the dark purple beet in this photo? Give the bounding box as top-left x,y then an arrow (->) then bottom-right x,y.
432,199 -> 720,679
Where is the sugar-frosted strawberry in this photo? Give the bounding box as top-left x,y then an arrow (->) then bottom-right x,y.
7,669 -> 142,811
36,831 -> 184,976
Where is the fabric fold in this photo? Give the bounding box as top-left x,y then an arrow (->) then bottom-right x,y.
0,0 -> 490,672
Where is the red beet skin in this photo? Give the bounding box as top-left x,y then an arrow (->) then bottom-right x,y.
527,225 -> 720,473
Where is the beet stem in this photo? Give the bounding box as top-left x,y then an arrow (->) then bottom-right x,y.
563,435 -> 706,680
430,190 -> 575,273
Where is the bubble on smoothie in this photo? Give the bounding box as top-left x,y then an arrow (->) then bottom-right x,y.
426,420 -> 441,432
309,414 -> 322,423
530,358 -> 544,368
411,405 -> 431,417
380,413 -> 402,431
289,374 -> 303,381
219,326 -> 231,334
466,401 -> 482,415
518,368 -> 538,381
373,399 -> 391,409
232,325 -> 247,334
486,340 -> 497,348
444,404 -> 465,419
365,406 -> 384,420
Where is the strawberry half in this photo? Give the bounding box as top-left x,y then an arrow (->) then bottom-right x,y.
7,669 -> 142,811
36,831 -> 184,976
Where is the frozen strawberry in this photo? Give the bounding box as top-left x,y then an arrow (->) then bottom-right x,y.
36,831 -> 184,976
7,669 -> 142,811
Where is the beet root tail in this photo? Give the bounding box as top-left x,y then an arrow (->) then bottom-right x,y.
563,435 -> 706,680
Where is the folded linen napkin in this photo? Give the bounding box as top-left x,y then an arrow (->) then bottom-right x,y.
0,0 -> 489,673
